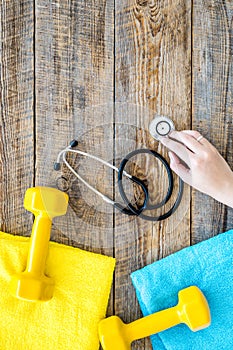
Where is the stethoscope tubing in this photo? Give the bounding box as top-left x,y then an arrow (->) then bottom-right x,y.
55,142 -> 183,221
118,148 -> 184,221
56,145 -> 149,215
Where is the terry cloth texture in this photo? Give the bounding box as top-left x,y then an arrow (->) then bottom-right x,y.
0,231 -> 115,350
131,230 -> 233,350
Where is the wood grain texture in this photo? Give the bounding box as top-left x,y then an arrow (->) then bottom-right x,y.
35,0 -> 115,321
35,0 -> 114,253
0,0 -> 34,235
192,0 -> 233,243
115,1 -> 191,349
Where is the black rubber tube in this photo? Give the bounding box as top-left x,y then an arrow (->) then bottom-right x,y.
114,175 -> 149,216
118,149 -> 184,221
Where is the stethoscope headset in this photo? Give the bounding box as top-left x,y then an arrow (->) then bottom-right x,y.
54,116 -> 184,221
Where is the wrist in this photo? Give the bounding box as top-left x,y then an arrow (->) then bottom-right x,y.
216,172 -> 233,208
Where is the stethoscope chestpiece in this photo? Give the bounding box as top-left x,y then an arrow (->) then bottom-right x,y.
149,116 -> 175,140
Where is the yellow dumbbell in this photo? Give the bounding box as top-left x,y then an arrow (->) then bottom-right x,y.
10,187 -> 69,302
99,286 -> 211,350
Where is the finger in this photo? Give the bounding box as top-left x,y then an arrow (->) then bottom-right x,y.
168,151 -> 191,185
168,130 -> 203,154
180,130 -> 213,149
160,136 -> 193,168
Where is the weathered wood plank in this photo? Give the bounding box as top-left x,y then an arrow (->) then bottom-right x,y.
114,1 -> 191,349
0,0 -> 34,235
35,0 -> 114,250
35,0 -> 115,319
192,0 -> 233,243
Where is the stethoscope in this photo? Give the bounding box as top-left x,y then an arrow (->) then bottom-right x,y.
54,116 -> 184,221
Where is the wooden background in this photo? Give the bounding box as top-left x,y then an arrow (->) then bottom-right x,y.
0,0 -> 232,349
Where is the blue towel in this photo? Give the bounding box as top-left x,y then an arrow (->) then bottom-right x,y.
131,230 -> 233,350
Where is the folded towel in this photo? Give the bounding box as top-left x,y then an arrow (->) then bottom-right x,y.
131,230 -> 233,350
0,231 -> 115,350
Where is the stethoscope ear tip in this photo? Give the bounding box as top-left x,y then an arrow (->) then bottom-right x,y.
54,162 -> 61,171
70,139 -> 78,148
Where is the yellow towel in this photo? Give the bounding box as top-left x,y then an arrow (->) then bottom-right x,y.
0,231 -> 115,350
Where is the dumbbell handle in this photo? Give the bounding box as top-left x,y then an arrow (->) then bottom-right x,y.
26,214 -> 52,276
126,306 -> 179,343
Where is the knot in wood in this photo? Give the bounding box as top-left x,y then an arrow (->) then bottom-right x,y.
136,0 -> 148,7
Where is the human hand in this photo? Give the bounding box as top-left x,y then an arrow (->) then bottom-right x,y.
160,130 -> 233,208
